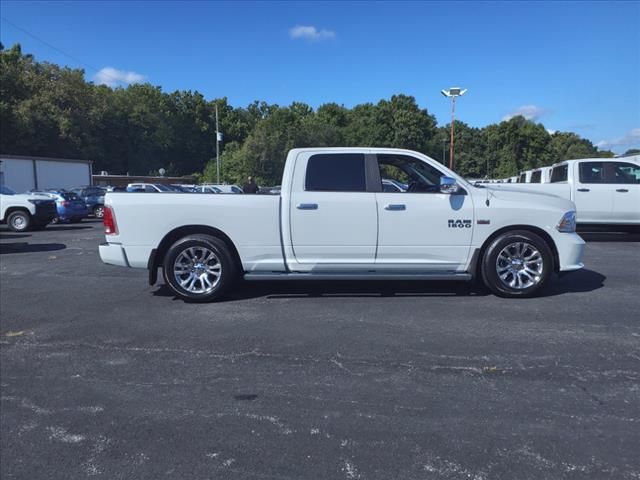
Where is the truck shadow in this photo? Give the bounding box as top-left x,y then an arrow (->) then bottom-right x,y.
153,268 -> 605,302
0,242 -> 66,255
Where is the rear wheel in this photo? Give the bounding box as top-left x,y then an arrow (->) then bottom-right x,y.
162,234 -> 238,302
7,210 -> 31,232
93,205 -> 104,218
481,230 -> 553,298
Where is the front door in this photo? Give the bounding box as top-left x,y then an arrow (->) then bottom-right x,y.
574,161 -> 614,223
374,153 -> 474,271
610,161 -> 640,223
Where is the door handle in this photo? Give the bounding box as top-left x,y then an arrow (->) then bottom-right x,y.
577,188 -> 590,192
616,189 -> 629,193
384,204 -> 406,211
297,203 -> 318,210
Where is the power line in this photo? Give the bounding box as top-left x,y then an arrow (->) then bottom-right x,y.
0,15 -> 122,84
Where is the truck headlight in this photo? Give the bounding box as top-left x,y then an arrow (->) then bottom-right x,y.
556,211 -> 576,233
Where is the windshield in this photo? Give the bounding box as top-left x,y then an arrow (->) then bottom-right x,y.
0,186 -> 16,195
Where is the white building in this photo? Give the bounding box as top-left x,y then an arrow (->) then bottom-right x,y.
0,154 -> 93,193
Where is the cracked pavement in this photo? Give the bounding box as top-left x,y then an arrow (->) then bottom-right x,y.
1,222 -> 639,479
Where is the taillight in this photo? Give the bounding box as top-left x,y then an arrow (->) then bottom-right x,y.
103,206 -> 118,235
61,201 -> 70,207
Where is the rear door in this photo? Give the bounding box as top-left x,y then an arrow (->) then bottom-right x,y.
289,152 -> 378,266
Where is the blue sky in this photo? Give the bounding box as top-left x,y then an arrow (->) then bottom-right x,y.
1,0 -> 639,152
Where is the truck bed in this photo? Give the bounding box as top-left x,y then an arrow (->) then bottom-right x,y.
105,193 -> 284,271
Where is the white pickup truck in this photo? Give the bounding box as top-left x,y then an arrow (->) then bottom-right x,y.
502,157 -> 640,227
0,186 -> 58,232
100,148 -> 585,300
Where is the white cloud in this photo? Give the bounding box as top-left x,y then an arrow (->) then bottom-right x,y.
596,128 -> 640,149
546,129 -> 557,135
502,105 -> 548,122
93,67 -> 146,87
289,25 -> 336,41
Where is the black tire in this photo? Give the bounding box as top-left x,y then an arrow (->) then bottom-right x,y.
93,205 -> 105,219
162,234 -> 238,302
7,210 -> 32,232
480,230 -> 554,298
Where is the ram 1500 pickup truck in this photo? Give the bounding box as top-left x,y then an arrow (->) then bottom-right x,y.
99,148 -> 585,300
496,156 -> 640,227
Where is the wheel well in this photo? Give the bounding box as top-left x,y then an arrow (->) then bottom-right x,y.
5,207 -> 31,218
152,225 -> 242,272
474,225 -> 560,278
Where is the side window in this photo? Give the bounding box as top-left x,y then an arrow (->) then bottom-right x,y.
377,154 -> 442,193
305,154 -> 366,192
610,162 -> 640,184
144,185 -> 157,193
550,165 -> 568,183
518,173 -> 526,183
579,162 -> 605,184
530,171 -> 542,183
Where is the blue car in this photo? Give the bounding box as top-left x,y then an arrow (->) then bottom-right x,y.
30,189 -> 89,223
70,186 -> 106,218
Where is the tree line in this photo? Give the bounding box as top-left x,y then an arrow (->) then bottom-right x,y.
1,43 -> 621,186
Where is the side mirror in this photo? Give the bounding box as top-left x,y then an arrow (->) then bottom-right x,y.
440,176 -> 460,194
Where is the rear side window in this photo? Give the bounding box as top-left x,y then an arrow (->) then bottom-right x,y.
550,165 -> 568,183
530,171 -> 542,183
305,154 -> 366,192
579,162 -> 606,184
518,173 -> 526,183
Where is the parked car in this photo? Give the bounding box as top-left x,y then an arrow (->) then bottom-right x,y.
193,185 -> 222,194
0,185 -> 57,232
529,167 -> 553,184
168,184 -> 197,193
126,183 -> 173,193
30,189 -> 89,223
491,156 -> 640,227
105,186 -> 127,192
202,184 -> 243,194
100,147 -> 585,301
382,179 -> 408,192
70,186 -> 106,218
258,186 -> 282,195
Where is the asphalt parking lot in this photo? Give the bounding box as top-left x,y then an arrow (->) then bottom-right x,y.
1,221 -> 639,480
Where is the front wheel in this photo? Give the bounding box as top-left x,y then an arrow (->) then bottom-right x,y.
162,234 -> 238,302
480,230 -> 554,298
7,210 -> 32,232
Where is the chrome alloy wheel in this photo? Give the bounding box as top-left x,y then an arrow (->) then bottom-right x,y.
173,246 -> 222,294
495,242 -> 544,290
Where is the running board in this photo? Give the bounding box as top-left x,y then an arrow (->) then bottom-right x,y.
243,272 -> 472,281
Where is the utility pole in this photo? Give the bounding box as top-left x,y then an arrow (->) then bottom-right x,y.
215,104 -> 220,184
442,138 -> 448,165
441,87 -> 467,171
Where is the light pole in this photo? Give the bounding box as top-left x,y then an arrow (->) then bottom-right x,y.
215,104 -> 221,184
441,87 -> 467,171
